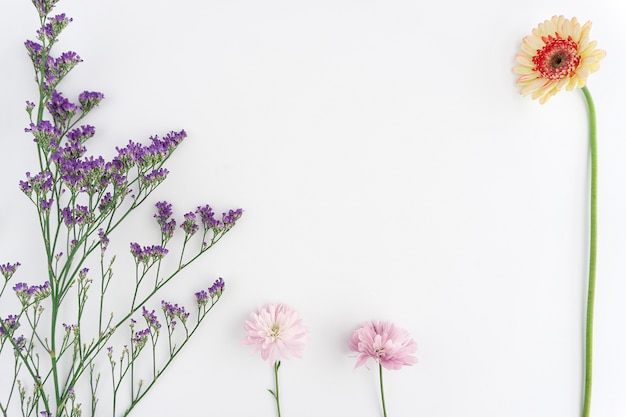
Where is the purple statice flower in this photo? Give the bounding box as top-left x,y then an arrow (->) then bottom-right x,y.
24,40 -> 43,64
132,130 -> 186,168
81,156 -> 108,193
60,207 -> 72,226
44,52 -> 82,93
98,192 -> 114,214
98,228 -> 110,252
19,179 -> 33,196
19,180 -> 32,195
54,159 -> 84,191
62,323 -> 78,334
208,277 -> 225,298
66,124 -> 96,143
0,315 -> 20,337
114,140 -> 145,170
155,200 -> 173,219
78,91 -> 104,112
129,242 -> 142,260
154,201 -> 176,239
25,120 -> 61,150
15,281 -> 52,305
195,290 -> 209,307
161,301 -> 189,327
196,204 -> 220,229
60,205 -> 91,227
195,278 -> 224,308
132,328 -> 151,348
36,13 -> 72,42
180,212 -> 199,235
142,168 -> 169,187
147,130 -> 186,156
13,283 -> 31,304
50,140 -> 85,163
129,243 -> 168,264
25,101 -> 36,116
46,90 -> 78,127
52,154 -> 108,194
40,412 -> 52,417
21,171 -> 53,196
30,281 -> 51,302
0,262 -> 21,281
141,307 -> 161,332
32,0 -> 61,18
222,209 -> 243,228
13,335 -> 27,351
40,198 -> 54,212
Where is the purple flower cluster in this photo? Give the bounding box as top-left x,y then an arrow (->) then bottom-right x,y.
115,130 -> 186,170
129,243 -> 168,264
78,91 -> 105,113
141,306 -> 161,332
161,301 -> 189,327
60,205 -> 91,227
0,315 -> 20,337
98,228 -> 109,252
13,281 -> 51,305
222,209 -> 243,228
46,90 -> 78,127
195,205 -> 243,233
19,170 -> 53,198
209,277 -> 225,296
47,52 -> 83,93
98,192 -> 113,213
181,212 -> 199,235
196,205 -> 220,229
142,168 -> 169,187
36,13 -> 72,42
132,328 -> 151,348
13,335 -> 27,351
0,262 -> 21,281
66,124 -> 96,144
25,121 -> 61,150
154,201 -> 176,239
32,0 -> 61,18
195,277 -> 225,307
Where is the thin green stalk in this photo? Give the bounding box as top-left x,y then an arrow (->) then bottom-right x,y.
271,361 -> 282,417
580,85 -> 597,417
378,363 -> 388,417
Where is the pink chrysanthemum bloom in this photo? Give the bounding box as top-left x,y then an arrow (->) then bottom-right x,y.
244,303 -> 308,362
514,15 -> 605,104
350,321 -> 417,370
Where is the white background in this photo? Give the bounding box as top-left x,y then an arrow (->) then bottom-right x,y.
1,0 -> 626,416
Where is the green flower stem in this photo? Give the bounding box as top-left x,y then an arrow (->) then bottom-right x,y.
272,361 -> 282,417
581,85 -> 597,417
379,363 -> 388,417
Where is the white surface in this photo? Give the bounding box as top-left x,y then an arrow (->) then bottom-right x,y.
1,0 -> 626,416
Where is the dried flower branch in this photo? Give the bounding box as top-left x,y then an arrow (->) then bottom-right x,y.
0,1 -> 242,416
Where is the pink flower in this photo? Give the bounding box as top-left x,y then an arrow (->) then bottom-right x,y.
350,321 -> 417,370
244,304 -> 308,362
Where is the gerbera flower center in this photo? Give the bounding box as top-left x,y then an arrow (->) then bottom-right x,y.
532,34 -> 581,80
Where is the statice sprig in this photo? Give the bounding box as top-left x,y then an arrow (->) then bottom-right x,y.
0,1 -> 242,417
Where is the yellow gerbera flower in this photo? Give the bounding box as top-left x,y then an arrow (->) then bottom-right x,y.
514,15 -> 606,104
